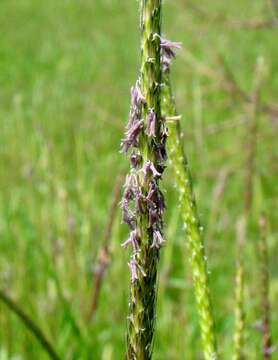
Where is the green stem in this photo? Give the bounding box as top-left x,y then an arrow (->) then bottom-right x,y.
161,73 -> 218,360
233,217 -> 245,360
233,57 -> 265,359
233,264 -> 245,360
233,214 -> 247,360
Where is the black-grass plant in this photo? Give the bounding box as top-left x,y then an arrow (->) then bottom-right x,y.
120,1 -> 167,358
121,1 -> 218,359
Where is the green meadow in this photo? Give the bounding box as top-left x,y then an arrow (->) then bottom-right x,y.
0,0 -> 277,358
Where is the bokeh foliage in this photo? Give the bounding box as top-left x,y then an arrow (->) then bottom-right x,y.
0,0 -> 277,359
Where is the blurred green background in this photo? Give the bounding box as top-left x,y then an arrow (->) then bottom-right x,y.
0,0 -> 277,359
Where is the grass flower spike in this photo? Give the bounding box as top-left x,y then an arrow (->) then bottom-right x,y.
160,36 -> 218,360
120,1 -> 167,358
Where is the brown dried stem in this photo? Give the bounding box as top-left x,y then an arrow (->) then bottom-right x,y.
89,174 -> 124,319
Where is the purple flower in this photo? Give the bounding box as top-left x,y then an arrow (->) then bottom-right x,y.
155,143 -> 167,162
124,173 -> 138,189
121,82 -> 145,153
146,180 -> 165,214
146,181 -> 157,206
135,191 -> 146,214
130,153 -> 142,168
148,207 -> 160,227
121,119 -> 144,153
120,199 -> 135,229
128,258 -> 146,283
142,160 -> 161,179
122,173 -> 138,201
160,36 -> 182,50
161,54 -> 172,72
123,187 -> 134,202
145,109 -> 156,137
121,229 -> 140,252
159,36 -> 181,72
156,191 -> 165,213
131,81 -> 145,108
151,229 -> 165,249
128,259 -> 138,283
127,82 -> 145,129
